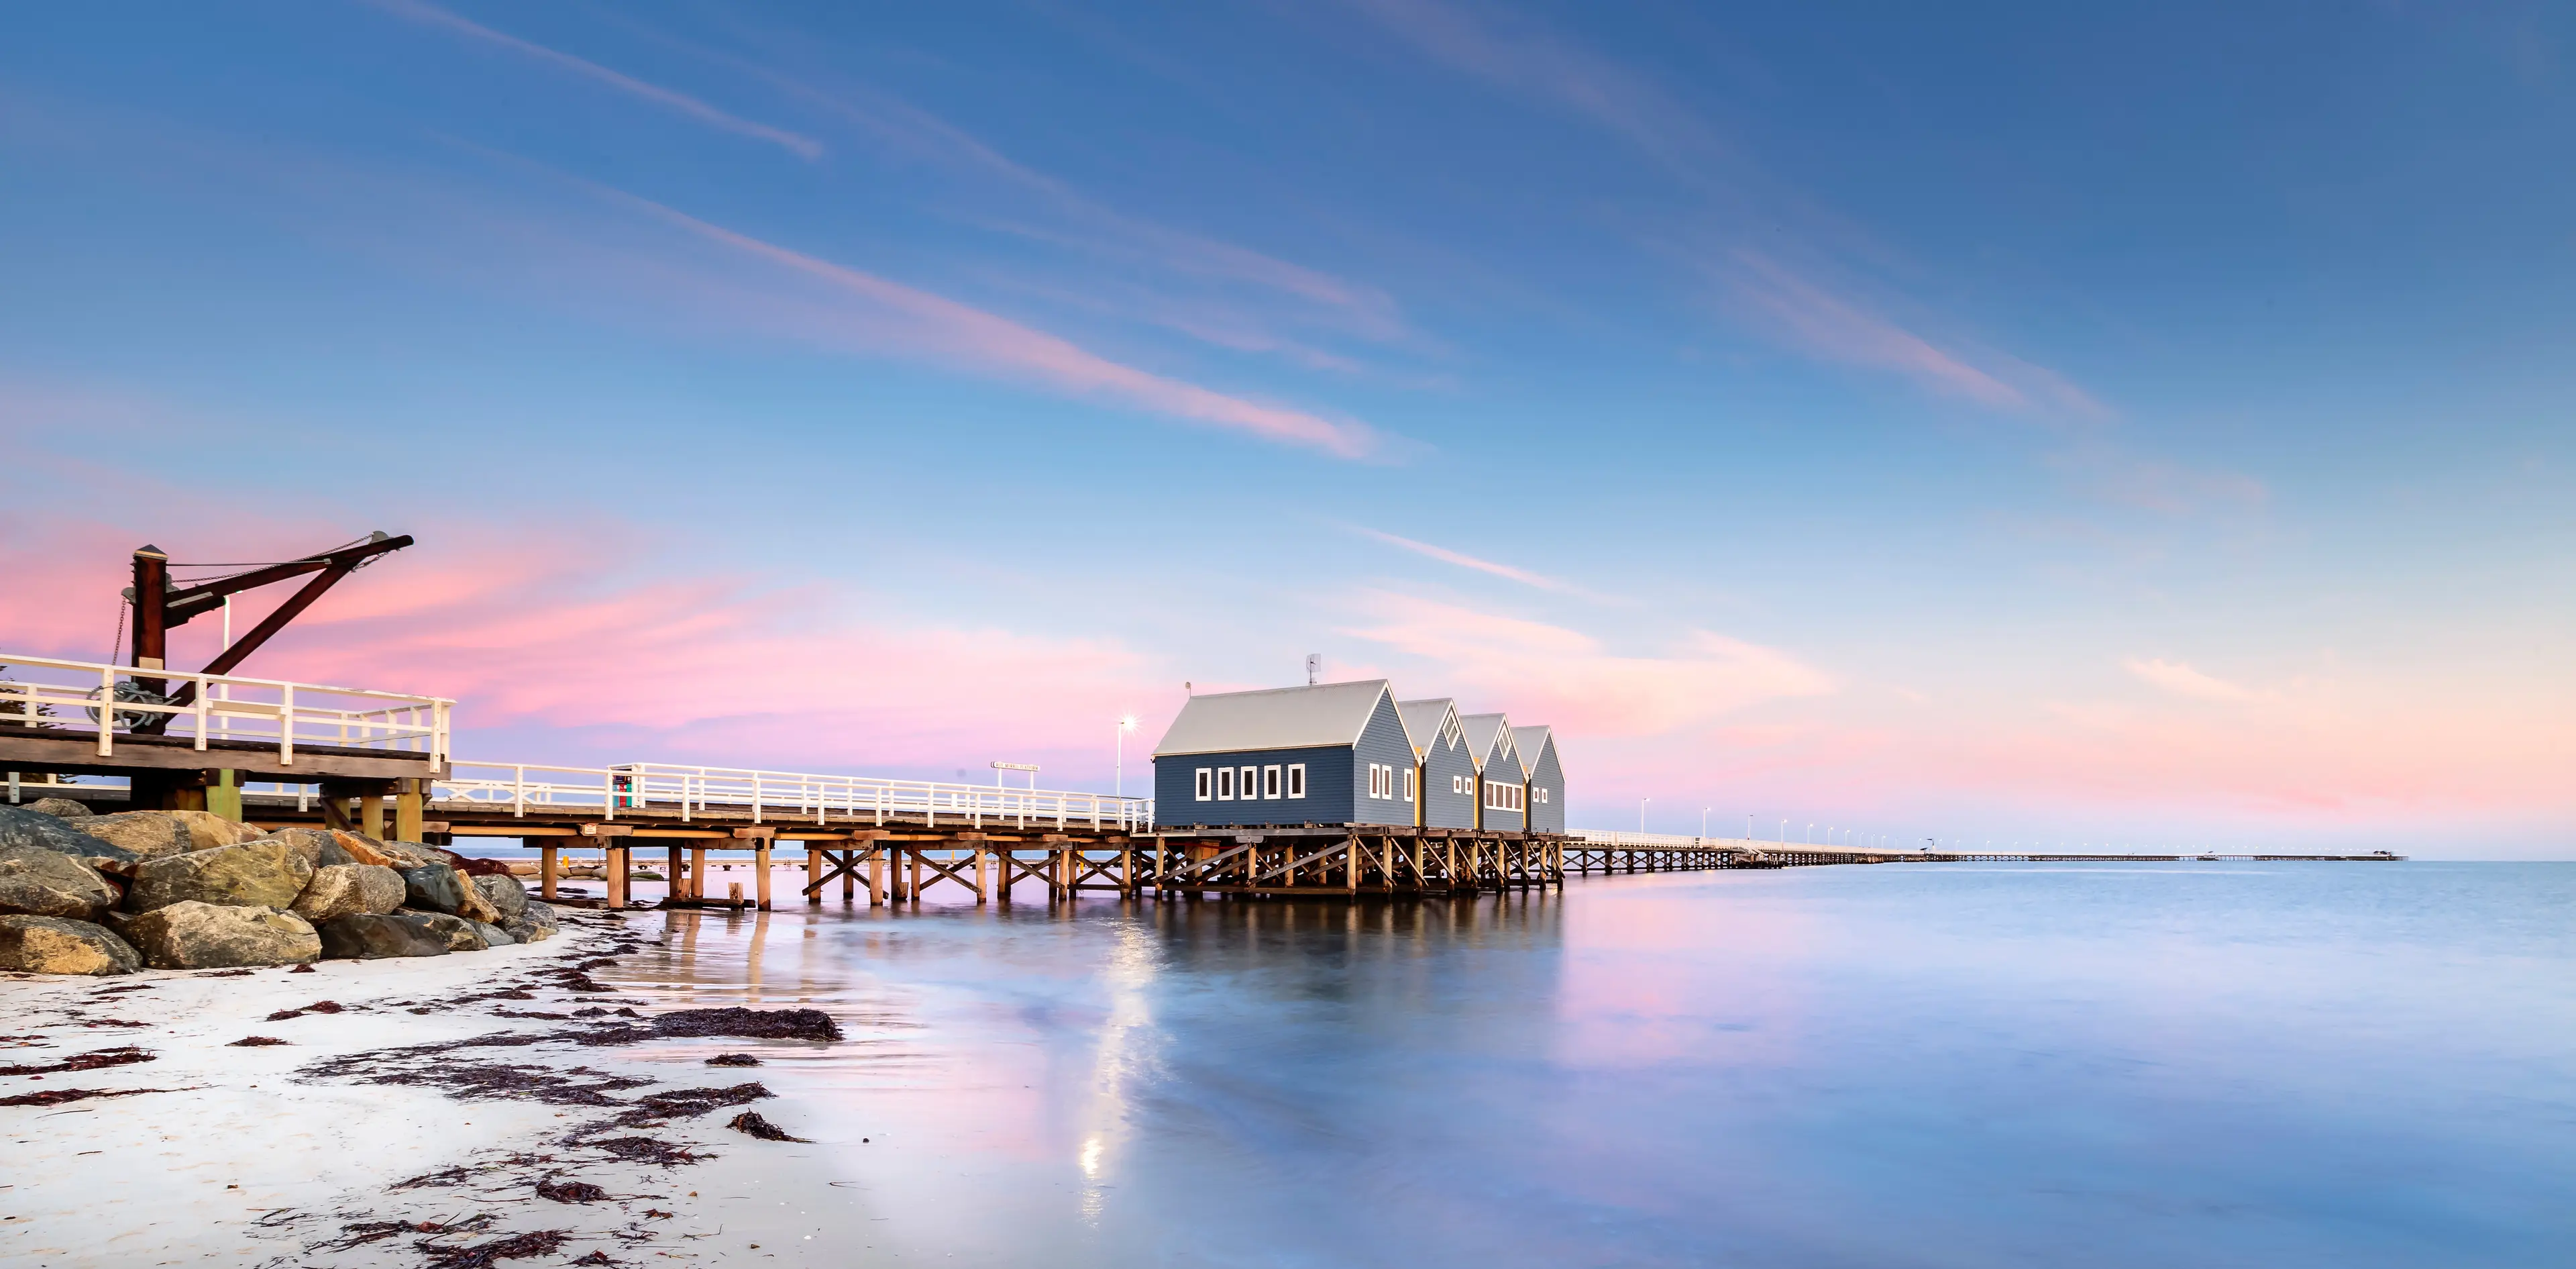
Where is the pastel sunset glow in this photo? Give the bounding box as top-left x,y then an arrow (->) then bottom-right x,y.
3,3 -> 2569,856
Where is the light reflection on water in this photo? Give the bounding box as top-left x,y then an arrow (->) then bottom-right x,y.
592,862 -> 2576,1268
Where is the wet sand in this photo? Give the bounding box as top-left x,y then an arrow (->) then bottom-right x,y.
0,898 -> 863,1267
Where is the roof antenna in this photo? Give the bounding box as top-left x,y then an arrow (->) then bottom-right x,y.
1305,653 -> 1320,687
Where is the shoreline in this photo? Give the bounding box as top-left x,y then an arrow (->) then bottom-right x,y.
1,908 -> 862,1267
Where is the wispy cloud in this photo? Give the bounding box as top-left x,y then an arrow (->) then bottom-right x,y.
603,31 -> 1411,356
2058,449 -> 2269,515
1352,527 -> 1579,593
1342,0 -> 1729,184
2123,658 -> 2275,704
1723,250 -> 2026,411
1341,592 -> 1835,735
1352,0 -> 2114,423
0,501 -> 1172,778
576,185 -> 1381,458
364,0 -> 824,160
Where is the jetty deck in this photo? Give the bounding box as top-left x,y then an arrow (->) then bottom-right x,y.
4,652 -> 2402,917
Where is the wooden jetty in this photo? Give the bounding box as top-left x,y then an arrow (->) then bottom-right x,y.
4,650 -> 2403,917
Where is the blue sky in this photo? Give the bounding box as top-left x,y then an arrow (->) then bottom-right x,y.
3,2 -> 2570,855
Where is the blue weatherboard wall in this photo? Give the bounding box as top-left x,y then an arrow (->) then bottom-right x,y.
1419,728 -> 1477,829
1155,744 -> 1355,827
1348,693 -> 1418,827
1525,735 -> 1566,834
1479,735 -> 1525,833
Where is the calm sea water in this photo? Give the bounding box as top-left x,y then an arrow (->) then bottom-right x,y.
596,862 -> 2576,1268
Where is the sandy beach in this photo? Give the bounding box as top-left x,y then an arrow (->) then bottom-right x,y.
1,907 -> 867,1268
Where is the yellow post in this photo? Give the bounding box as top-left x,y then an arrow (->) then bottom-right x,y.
392,778 -> 425,842
207,770 -> 244,823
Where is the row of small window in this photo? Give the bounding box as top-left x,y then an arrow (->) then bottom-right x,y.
1193,764 -> 1305,801
1366,763 -> 1413,801
1193,763 -> 1552,807
1440,774 -> 1550,809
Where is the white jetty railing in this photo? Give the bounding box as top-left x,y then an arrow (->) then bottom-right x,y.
433,759 -> 1154,831
1570,830 -> 1896,856
1570,830 -> 1741,849
0,652 -> 450,766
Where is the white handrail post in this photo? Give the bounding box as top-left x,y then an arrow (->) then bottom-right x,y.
192,673 -> 211,750
96,665 -> 114,757
278,684 -> 295,766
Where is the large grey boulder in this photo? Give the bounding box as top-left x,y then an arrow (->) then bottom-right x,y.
472,873 -> 529,921
71,811 -> 195,860
19,797 -> 91,818
0,805 -> 136,864
121,901 -> 319,968
0,844 -> 121,919
124,839 -> 313,913
260,827 -> 364,870
0,915 -> 140,975
502,900 -> 559,945
374,840 -> 443,870
165,810 -> 266,850
290,864 -> 407,923
400,863 -> 468,913
316,912 -> 451,960
468,919 -> 517,947
396,909 -> 488,952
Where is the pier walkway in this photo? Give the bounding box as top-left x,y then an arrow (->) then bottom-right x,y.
3,653 -> 2401,916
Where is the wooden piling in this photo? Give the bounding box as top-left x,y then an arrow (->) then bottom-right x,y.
539,844 -> 559,901
754,842 -> 772,910
605,846 -> 628,909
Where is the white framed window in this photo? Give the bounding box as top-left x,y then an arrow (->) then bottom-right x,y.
1286,764 -> 1306,799
1451,774 -> 1463,795
1217,767 -> 1235,800
1263,765 -> 1281,799
1538,788 -> 1549,804
1403,768 -> 1415,803
1195,768 -> 1212,801
1240,766 -> 1258,802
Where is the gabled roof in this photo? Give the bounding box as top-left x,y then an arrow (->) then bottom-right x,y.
1152,680 -> 1396,758
1510,725 -> 1554,779
1395,697 -> 1462,760
1458,711 -> 1515,770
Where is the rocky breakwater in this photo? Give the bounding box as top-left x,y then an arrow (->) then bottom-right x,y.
0,803 -> 559,976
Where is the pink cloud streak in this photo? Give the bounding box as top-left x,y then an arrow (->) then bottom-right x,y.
364,0 -> 824,160
0,509 -> 1173,782
604,189 -> 1383,459
1352,527 -> 1581,593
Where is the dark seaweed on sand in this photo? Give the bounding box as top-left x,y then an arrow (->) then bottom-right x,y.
419,1228 -> 570,1268
726,1111 -> 808,1142
0,1046 -> 152,1076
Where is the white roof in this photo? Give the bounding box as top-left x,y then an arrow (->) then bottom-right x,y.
1152,680 -> 1395,758
1458,712 -> 1515,769
1395,698 -> 1460,759
1510,725 -> 1553,778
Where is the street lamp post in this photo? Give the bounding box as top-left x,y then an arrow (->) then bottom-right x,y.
1701,807 -> 1711,839
1640,797 -> 1651,833
1115,715 -> 1138,797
